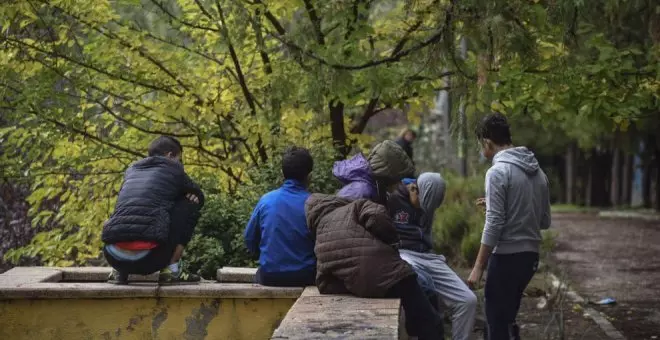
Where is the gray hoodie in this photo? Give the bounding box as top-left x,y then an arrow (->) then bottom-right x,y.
482,147 -> 551,254
387,172 -> 445,253
418,172 -> 446,232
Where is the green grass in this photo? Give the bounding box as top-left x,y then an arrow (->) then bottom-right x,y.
550,204 -> 597,213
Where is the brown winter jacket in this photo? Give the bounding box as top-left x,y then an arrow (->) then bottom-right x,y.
305,194 -> 416,298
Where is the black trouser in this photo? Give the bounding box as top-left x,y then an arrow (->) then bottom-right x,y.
104,199 -> 201,275
386,275 -> 444,340
484,252 -> 539,340
255,267 -> 316,287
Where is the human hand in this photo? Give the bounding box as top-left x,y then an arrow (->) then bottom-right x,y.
475,197 -> 486,214
186,193 -> 200,204
467,266 -> 484,290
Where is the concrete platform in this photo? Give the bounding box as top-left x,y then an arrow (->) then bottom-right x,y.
0,267 -> 301,299
217,266 -> 257,283
271,286 -> 402,340
0,267 -> 300,340
1,266 -> 405,339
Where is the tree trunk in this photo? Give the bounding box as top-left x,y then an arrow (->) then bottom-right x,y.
654,137 -> 660,210
643,161 -> 652,208
457,37 -> 468,177
642,135 -> 655,209
655,155 -> 660,211
621,153 -> 633,206
585,157 -> 593,207
565,144 -> 576,204
610,146 -> 621,207
329,100 -> 348,159
590,148 -> 611,207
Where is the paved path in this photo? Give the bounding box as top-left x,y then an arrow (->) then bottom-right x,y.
551,213 -> 660,340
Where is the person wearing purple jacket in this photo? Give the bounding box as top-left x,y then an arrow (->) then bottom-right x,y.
333,140 -> 414,204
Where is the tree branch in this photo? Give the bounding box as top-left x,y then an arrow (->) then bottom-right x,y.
29,106 -> 145,158
303,0 -> 324,44
273,28 -> 446,70
4,36 -> 184,96
148,0 -> 220,32
45,7 -> 197,99
208,0 -> 268,162
349,97 -> 381,134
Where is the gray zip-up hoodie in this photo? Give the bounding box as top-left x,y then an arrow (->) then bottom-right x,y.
482,147 -> 551,254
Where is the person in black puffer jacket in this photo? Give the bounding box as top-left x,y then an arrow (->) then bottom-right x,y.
102,136 -> 204,285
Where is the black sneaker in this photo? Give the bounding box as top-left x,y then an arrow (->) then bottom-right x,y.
158,268 -> 200,285
108,269 -> 128,285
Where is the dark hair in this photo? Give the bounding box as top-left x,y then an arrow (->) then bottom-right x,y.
398,128 -> 417,139
282,146 -> 313,181
148,136 -> 183,157
475,113 -> 512,146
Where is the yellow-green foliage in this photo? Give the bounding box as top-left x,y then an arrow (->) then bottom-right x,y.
2,0 -> 657,267
0,0 -> 450,266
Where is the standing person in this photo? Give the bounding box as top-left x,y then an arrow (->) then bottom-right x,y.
388,173 -> 478,340
244,146 -> 316,287
102,136 -> 204,285
395,128 -> 417,161
467,113 -> 552,340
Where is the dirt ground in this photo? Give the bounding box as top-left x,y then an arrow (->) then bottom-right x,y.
453,267 -> 610,340
550,213 -> 660,340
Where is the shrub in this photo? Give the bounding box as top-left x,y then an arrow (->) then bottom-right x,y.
432,172 -> 485,267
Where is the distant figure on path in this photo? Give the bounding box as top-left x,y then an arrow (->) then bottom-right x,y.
395,127 -> 417,162
244,146 -> 316,287
102,136 -> 204,285
467,113 -> 551,340
388,173 -> 478,340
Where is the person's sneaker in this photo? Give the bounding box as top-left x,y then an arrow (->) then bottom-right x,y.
158,268 -> 200,285
107,269 -> 128,285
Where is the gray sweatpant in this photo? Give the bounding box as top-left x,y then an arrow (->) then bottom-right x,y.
400,249 -> 478,340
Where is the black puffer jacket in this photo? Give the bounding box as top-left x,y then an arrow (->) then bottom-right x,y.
102,156 -> 204,245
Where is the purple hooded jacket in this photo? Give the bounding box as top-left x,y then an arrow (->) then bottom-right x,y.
333,153 -> 378,200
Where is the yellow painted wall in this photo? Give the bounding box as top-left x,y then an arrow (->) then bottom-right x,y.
0,297 -> 295,340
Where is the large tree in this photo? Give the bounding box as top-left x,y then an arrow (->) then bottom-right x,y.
1,0 -> 658,265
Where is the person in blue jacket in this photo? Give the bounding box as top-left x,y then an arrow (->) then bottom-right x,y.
244,146 -> 316,286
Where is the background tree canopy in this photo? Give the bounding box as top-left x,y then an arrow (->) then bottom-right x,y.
1,0 -> 658,268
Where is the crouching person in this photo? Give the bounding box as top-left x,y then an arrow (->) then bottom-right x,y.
102,136 -> 204,285
244,146 -> 316,286
389,173 -> 478,340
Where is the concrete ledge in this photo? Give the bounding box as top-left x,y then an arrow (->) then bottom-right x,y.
0,282 -> 158,299
158,283 -> 303,298
58,267 -> 158,282
217,266 -> 257,283
0,267 -> 303,300
272,286 -> 401,339
0,282 -> 302,300
0,267 -> 62,285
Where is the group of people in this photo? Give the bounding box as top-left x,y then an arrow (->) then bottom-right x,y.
100,112 -> 551,340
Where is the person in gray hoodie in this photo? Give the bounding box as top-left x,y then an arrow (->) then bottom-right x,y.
468,113 -> 551,340
388,172 -> 477,340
